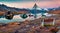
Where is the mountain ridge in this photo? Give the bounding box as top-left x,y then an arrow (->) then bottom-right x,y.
0,4 -> 60,13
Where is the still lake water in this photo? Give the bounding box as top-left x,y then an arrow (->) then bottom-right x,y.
0,14 -> 37,23
0,15 -> 25,23
0,13 -> 49,23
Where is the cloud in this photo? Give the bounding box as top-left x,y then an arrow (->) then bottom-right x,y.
0,0 -> 60,8
0,0 -> 59,2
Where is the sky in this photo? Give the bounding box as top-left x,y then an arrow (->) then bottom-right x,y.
0,0 -> 60,8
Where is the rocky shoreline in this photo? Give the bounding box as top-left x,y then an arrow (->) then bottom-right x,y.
0,18 -> 60,33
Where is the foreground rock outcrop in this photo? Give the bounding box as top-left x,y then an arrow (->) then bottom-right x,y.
0,18 -> 59,33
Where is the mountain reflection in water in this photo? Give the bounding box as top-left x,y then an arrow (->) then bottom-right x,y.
0,13 -> 48,23
0,15 -> 26,23
0,14 -> 35,23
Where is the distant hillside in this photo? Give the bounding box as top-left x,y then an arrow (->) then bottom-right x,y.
48,10 -> 60,14
0,4 -> 47,14
0,4 -> 60,14
0,4 -> 30,15
0,4 -> 29,12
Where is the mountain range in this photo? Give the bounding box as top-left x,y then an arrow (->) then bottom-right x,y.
0,4 -> 60,14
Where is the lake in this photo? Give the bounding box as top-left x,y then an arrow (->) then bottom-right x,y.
0,14 -> 36,23
0,13 -> 49,23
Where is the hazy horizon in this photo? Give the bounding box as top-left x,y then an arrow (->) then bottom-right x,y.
0,0 -> 60,8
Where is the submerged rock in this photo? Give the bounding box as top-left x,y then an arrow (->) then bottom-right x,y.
5,11 -> 14,20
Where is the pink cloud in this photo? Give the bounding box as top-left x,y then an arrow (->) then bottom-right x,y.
1,0 -> 60,8
37,1 -> 60,8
